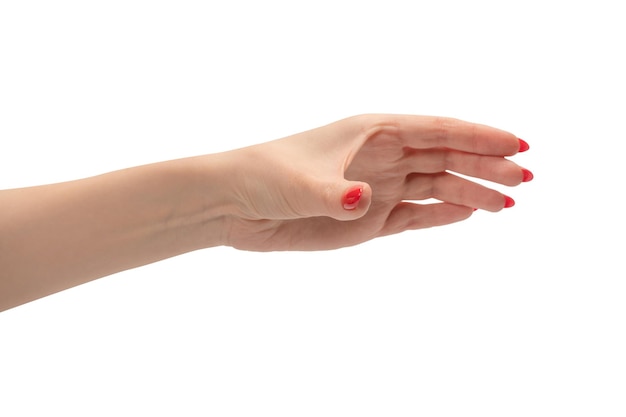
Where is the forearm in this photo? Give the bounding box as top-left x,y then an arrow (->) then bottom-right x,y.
0,153 -> 236,311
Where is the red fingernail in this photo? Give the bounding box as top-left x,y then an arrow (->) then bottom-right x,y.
522,168 -> 534,182
518,139 -> 530,152
343,187 -> 363,210
503,195 -> 515,208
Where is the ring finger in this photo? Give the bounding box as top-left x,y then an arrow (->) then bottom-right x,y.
403,172 -> 509,212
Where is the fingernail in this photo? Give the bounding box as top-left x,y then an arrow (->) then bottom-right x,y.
522,168 -> 534,182
343,187 -> 363,210
518,139 -> 530,152
503,195 -> 515,208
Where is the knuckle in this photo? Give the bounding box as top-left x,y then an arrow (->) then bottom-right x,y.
431,116 -> 454,144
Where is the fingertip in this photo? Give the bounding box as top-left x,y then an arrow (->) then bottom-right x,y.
522,168 -> 534,182
342,186 -> 363,211
336,183 -> 371,220
518,138 -> 530,153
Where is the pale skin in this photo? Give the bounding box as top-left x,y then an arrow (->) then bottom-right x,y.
0,114 -> 532,311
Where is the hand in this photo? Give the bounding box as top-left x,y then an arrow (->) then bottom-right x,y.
0,113 -> 532,309
222,114 -> 532,251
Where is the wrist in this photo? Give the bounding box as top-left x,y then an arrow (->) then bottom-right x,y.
164,152 -> 240,250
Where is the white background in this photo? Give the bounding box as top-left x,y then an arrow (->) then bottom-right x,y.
1,1 -> 624,416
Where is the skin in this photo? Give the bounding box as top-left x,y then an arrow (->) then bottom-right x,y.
0,114 -> 531,311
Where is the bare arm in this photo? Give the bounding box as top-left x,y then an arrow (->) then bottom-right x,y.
0,154 -> 236,311
0,114 -> 532,311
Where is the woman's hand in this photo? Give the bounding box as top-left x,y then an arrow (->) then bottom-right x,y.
0,113 -> 532,309
222,114 -> 532,251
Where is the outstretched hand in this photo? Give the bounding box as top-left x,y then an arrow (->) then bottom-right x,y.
0,113 -> 532,310
222,114 -> 532,251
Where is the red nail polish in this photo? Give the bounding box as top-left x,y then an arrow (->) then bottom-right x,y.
503,195 -> 515,208
518,139 -> 530,152
522,168 -> 534,182
343,187 -> 363,210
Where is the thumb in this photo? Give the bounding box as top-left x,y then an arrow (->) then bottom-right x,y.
319,180 -> 371,221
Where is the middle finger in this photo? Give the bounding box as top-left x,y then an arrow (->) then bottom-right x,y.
400,148 -> 527,186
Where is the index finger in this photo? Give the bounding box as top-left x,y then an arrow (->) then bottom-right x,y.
363,114 -> 523,156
